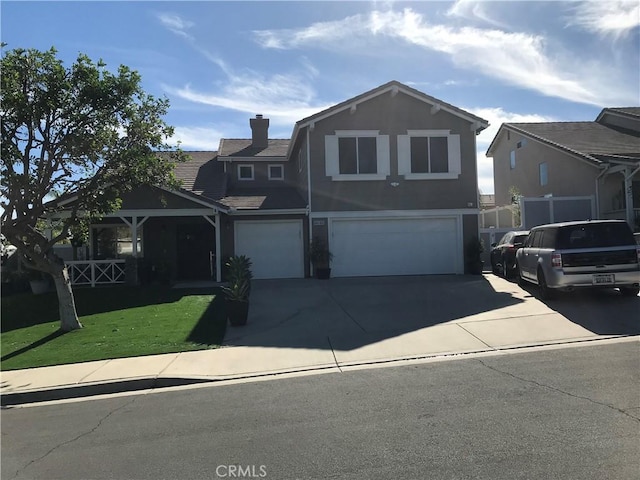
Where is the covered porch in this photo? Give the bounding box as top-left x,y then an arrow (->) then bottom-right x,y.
52,185 -> 227,286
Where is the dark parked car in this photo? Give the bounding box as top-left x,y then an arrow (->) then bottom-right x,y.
516,220 -> 640,299
490,230 -> 529,278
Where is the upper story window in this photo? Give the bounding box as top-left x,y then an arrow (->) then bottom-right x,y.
339,137 -> 377,174
297,149 -> 303,173
238,164 -> 254,181
268,164 -> 284,180
325,130 -> 390,181
539,162 -> 548,186
397,130 -> 461,180
510,150 -> 516,169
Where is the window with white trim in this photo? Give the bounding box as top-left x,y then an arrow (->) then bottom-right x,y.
325,130 -> 390,181
510,150 -> 516,169
238,164 -> 254,181
397,130 -> 461,179
268,164 -> 284,180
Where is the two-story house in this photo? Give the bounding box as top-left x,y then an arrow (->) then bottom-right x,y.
77,81 -> 489,283
486,108 -> 640,231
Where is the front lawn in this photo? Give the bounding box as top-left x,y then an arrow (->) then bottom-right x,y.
1,286 -> 227,370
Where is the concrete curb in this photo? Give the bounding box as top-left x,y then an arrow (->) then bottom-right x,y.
3,335 -> 637,407
0,377 -> 213,407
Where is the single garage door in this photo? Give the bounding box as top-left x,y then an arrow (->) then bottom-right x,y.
235,220 -> 304,279
331,217 -> 460,277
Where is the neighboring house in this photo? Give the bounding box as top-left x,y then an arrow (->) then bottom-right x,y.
486,107 -> 640,231
69,81 -> 489,282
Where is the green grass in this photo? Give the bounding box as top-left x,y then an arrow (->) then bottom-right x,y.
1,286 -> 227,370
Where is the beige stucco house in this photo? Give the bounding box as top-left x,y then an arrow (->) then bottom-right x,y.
486,108 -> 640,231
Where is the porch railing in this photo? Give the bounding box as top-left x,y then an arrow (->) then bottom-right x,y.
66,259 -> 126,287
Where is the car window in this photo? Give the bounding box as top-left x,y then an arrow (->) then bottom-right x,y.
498,233 -> 510,245
514,234 -> 528,244
532,230 -> 545,248
541,228 -> 557,248
557,223 -> 634,249
524,232 -> 535,247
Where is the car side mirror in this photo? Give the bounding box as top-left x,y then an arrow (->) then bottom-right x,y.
491,242 -> 497,248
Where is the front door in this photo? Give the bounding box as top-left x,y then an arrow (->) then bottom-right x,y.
176,223 -> 215,280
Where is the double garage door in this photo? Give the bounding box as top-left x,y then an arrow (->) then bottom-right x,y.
330,217 -> 460,277
235,220 -> 304,280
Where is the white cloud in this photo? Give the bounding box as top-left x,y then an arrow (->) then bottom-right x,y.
168,126 -> 224,150
253,8 -> 637,106
567,1 -> 640,38
164,62 -> 332,125
466,107 -> 557,194
446,0 -> 508,28
157,12 -> 194,40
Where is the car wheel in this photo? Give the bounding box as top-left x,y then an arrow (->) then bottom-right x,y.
501,258 -> 509,279
620,287 -> 639,297
491,258 -> 498,275
537,268 -> 555,300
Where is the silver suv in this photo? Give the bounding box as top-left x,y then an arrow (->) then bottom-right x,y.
516,220 -> 640,299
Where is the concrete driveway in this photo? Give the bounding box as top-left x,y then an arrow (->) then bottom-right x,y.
224,274 -> 639,368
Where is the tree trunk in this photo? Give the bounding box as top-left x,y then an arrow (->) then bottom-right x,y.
52,264 -> 83,331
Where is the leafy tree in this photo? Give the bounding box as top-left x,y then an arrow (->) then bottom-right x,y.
1,47 -> 185,331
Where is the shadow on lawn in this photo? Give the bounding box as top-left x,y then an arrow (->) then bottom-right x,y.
0,330 -> 67,362
186,295 -> 228,346
1,286 -> 217,333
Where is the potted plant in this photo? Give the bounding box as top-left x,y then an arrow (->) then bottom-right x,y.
465,235 -> 485,275
222,255 -> 253,326
310,237 -> 333,279
221,278 -> 250,326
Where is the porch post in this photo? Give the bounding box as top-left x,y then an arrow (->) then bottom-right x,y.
624,166 -> 640,229
215,214 -> 222,282
131,216 -> 138,257
202,213 -> 222,282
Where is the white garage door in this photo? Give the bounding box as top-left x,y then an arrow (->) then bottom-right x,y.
235,220 -> 304,279
331,217 -> 460,277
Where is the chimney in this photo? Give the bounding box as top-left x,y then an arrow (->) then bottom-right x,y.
250,114 -> 269,148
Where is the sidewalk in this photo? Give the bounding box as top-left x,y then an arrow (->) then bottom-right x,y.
2,275 -> 637,406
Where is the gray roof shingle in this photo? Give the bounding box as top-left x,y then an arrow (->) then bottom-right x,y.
219,187 -> 306,211
505,122 -> 640,161
607,107 -> 640,118
218,139 -> 290,158
170,151 -> 228,201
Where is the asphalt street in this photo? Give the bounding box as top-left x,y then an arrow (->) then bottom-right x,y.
2,340 -> 639,480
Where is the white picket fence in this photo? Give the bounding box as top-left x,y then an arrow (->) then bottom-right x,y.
66,260 -> 126,287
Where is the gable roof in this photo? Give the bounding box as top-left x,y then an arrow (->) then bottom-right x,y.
298,80 -> 489,129
287,80 -> 489,158
218,139 -> 289,159
599,107 -> 640,119
486,121 -> 640,166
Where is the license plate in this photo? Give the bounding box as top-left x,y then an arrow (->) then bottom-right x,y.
592,274 -> 614,285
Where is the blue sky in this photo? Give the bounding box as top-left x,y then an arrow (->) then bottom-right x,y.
2,1 -> 639,194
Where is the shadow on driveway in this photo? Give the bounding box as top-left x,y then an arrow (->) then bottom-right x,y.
514,279 -> 640,336
224,275 -> 524,351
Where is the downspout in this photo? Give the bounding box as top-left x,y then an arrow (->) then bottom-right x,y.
306,127 -> 313,276
595,164 -> 610,220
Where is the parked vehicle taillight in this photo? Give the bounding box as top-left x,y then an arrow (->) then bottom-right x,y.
552,252 -> 562,268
